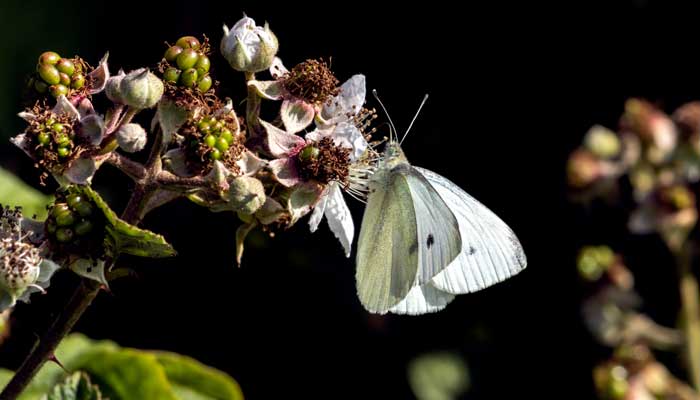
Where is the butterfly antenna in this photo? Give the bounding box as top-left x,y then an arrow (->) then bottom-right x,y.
400,94 -> 429,145
372,89 -> 398,142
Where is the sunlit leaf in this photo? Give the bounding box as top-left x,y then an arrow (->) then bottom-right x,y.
0,167 -> 52,219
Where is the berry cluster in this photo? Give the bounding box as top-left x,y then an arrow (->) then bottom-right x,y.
161,36 -> 213,93
30,51 -> 86,99
45,189 -> 103,256
33,117 -> 76,160
182,114 -> 242,174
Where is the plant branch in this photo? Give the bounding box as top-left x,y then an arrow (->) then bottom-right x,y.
105,152 -> 147,181
677,241 -> 700,390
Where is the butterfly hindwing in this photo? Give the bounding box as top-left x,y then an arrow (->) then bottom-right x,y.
415,167 -> 527,294
356,166 -> 420,314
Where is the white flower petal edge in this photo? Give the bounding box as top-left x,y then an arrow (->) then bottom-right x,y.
320,182 -> 354,257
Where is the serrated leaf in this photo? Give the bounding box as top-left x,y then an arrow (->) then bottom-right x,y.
43,372 -> 102,400
80,186 -> 176,258
0,167 -> 52,219
152,352 -> 244,400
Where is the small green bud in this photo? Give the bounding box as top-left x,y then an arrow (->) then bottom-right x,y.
163,67 -> 181,84
59,72 -> 71,86
209,148 -> 222,160
176,48 -> 199,70
71,73 -> 85,89
164,45 -> 183,63
55,228 -> 74,243
74,220 -> 93,236
204,134 -> 217,147
197,75 -> 213,92
57,146 -> 71,158
38,64 -> 61,85
56,58 -> 75,76
49,84 -> 69,98
39,51 -> 61,65
298,145 -> 320,162
195,55 -> 211,74
175,36 -> 201,50
37,131 -> 51,145
73,201 -> 93,217
34,79 -> 49,93
220,128 -> 234,144
120,69 -> 164,109
179,68 -> 198,88
55,209 -> 76,226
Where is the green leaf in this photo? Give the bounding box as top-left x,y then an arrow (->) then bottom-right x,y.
43,372 -> 103,400
152,352 -> 244,400
0,167 -> 52,219
80,186 -> 177,258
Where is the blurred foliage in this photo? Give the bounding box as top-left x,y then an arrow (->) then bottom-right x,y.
43,372 -> 103,400
408,351 -> 469,400
0,334 -> 243,400
0,167 -> 52,219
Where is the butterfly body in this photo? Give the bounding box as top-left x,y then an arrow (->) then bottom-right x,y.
355,140 -> 526,315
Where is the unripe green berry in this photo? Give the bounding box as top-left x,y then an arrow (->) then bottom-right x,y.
55,228 -> 74,243
195,55 -> 210,74
71,73 -> 85,89
197,75 -> 213,92
57,146 -> 71,158
74,220 -> 93,236
46,220 -> 57,234
176,49 -> 199,70
51,203 -> 70,218
179,68 -> 198,88
34,79 -> 49,93
215,137 -> 229,152
212,121 -> 224,132
164,46 -> 183,63
220,128 -> 234,144
197,120 -> 211,133
37,131 -> 51,145
66,194 -> 82,209
56,58 -> 75,76
55,133 -> 70,147
73,201 -> 93,217
38,64 -> 61,85
204,134 -> 216,148
55,209 -> 76,226
175,36 -> 200,50
59,72 -> 71,86
39,51 -> 61,65
163,67 -> 181,84
52,123 -> 65,133
50,84 -> 69,98
299,146 -> 320,162
209,148 -> 222,160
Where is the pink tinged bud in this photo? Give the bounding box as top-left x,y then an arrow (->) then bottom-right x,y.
120,68 -> 164,109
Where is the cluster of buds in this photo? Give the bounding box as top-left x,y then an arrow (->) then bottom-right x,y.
160,36 -> 213,93
29,51 -> 87,98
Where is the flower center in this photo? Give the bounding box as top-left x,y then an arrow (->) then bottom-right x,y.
181,113 -> 244,175
297,138 -> 350,185
0,238 -> 41,292
282,59 -> 340,105
24,106 -> 81,180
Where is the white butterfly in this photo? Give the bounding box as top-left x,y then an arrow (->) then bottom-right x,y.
355,93 -> 527,315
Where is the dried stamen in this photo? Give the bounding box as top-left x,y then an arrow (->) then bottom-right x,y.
282,59 -> 340,105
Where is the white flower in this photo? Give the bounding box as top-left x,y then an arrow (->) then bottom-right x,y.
221,16 -> 278,73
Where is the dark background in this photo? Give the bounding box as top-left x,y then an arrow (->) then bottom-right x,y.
0,1 -> 697,398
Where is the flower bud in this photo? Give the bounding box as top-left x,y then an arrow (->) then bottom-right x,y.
119,68 -> 164,109
226,176 -> 266,214
105,69 -> 126,103
221,17 -> 278,73
115,123 -> 148,153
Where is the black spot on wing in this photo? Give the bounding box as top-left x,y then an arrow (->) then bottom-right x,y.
409,239 -> 419,254
468,246 -> 476,255
427,234 -> 434,248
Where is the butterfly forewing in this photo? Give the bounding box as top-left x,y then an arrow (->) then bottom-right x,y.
356,167 -> 420,314
415,167 -> 527,294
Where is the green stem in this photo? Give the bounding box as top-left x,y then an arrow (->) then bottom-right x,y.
677,241 -> 700,390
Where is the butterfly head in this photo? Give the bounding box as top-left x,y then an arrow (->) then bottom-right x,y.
380,140 -> 408,169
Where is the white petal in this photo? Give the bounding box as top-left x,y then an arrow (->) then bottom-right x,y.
248,80 -> 284,100
281,99 -> 315,134
323,182 -> 354,257
322,74 -> 365,121
332,122 -> 368,161
309,191 -> 328,233
236,150 -> 267,177
18,111 -> 37,122
270,57 -> 288,79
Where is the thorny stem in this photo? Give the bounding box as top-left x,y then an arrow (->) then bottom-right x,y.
0,121 -> 176,400
677,241 -> 700,390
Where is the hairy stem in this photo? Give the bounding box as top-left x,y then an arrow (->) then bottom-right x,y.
678,242 -> 700,390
